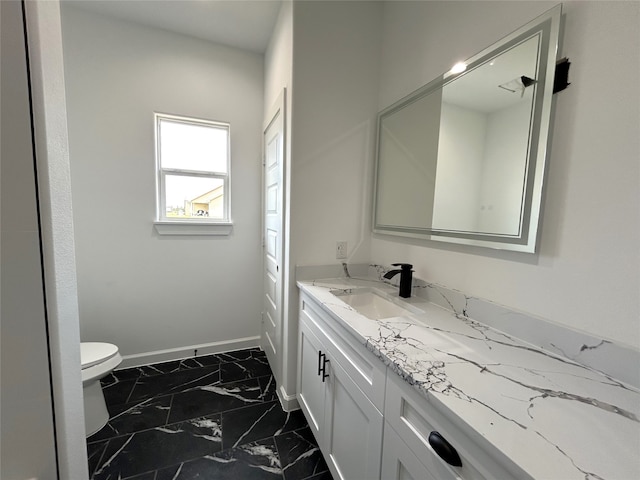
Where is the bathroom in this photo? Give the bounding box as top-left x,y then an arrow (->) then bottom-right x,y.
1,0 -> 638,479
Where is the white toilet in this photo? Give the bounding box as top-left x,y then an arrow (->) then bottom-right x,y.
81,342 -> 122,436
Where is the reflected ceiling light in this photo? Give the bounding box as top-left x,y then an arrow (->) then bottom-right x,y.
449,62 -> 467,74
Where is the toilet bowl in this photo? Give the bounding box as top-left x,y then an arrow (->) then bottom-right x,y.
81,342 -> 122,436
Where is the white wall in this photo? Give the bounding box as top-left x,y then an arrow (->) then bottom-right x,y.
373,1 -> 640,348
1,2 -> 58,477
291,0 -> 381,265
61,7 -> 265,359
264,1 -> 293,394
286,0 -> 382,392
265,1 -> 293,117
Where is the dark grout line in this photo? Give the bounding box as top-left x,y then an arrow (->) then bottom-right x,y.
90,376 -> 278,444
105,372 -> 275,412
126,424 -> 317,480
88,396 -> 298,448
110,348 -> 268,381
166,393 -> 174,428
273,424 -> 286,480
90,442 -> 108,480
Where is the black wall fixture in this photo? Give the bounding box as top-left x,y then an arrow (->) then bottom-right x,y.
553,58 -> 571,93
521,75 -> 536,87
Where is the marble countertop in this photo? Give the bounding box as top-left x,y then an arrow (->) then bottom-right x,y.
297,275 -> 640,480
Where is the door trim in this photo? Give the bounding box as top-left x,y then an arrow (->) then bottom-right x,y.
261,88 -> 287,395
23,2 -> 88,478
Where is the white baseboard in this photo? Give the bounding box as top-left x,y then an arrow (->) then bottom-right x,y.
118,336 -> 261,369
277,384 -> 300,412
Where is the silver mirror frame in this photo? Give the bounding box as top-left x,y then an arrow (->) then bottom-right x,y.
373,4 -> 562,253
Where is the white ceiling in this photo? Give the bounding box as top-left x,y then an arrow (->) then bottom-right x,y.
443,35 -> 540,113
62,0 -> 282,54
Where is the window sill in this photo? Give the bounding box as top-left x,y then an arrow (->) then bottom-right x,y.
154,221 -> 233,236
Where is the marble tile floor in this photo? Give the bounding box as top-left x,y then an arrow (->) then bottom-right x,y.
87,347 -> 334,480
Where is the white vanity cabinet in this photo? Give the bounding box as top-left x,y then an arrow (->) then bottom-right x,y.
383,372 -> 520,480
297,314 -> 327,440
297,292 -> 386,480
297,287 -> 525,480
381,422 -> 439,480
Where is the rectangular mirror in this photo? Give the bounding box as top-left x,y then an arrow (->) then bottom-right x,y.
373,5 -> 562,253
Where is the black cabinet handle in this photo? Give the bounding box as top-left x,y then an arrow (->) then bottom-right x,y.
318,350 -> 324,376
321,357 -> 330,382
428,431 -> 462,467
317,351 -> 330,382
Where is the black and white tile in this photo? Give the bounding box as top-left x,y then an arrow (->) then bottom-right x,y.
89,396 -> 172,442
127,364 -> 222,403
156,438 -> 283,480
222,401 -> 308,449
276,427 -> 329,480
88,348 -> 334,480
92,414 -> 224,479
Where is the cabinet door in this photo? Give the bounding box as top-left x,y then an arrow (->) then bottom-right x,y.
297,318 -> 326,441
381,423 -> 440,480
300,292 -> 387,411
323,357 -> 383,480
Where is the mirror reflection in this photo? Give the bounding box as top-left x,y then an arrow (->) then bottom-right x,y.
433,35 -> 539,235
374,5 -> 561,252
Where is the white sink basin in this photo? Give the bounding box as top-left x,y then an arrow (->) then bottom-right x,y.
332,289 -> 420,320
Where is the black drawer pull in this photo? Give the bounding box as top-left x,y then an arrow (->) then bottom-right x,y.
428,431 -> 462,467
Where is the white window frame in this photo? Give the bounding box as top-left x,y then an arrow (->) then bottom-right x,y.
153,113 -> 233,235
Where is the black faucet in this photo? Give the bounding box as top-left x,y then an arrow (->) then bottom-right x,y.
383,263 -> 413,298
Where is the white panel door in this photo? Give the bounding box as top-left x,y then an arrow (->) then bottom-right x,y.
261,91 -> 285,378
323,358 -> 384,480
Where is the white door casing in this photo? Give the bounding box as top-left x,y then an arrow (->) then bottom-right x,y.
261,90 -> 285,385
20,1 -> 88,478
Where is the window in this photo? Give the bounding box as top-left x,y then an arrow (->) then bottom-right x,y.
154,113 -> 232,234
